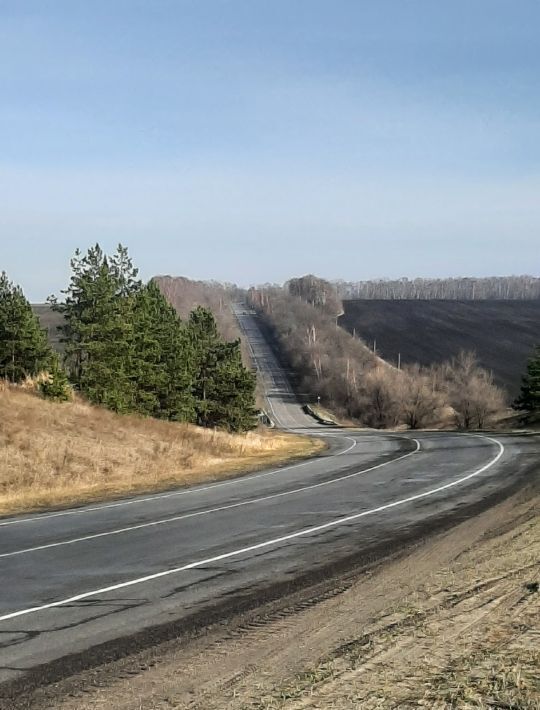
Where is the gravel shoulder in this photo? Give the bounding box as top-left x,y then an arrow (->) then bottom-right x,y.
12,470 -> 539,710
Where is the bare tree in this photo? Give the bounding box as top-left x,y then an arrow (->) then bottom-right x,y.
398,365 -> 442,429
286,275 -> 343,317
444,351 -> 506,429
361,369 -> 401,428
336,276 -> 540,301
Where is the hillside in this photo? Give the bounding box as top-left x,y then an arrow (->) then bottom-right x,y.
153,275 -> 242,343
340,299 -> 540,397
0,384 -> 320,516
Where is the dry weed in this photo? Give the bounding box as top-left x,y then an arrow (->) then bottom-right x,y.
0,385 -> 322,515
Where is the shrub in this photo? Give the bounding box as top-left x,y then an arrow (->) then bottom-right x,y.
39,360 -> 72,402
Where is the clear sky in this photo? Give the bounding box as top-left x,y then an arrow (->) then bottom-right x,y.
1,1 -> 539,300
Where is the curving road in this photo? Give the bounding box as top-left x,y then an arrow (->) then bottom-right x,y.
0,307 -> 537,690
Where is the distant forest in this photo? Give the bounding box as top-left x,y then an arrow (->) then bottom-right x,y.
336,276 -> 540,301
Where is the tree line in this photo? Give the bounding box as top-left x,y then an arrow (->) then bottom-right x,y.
336,276 -> 540,301
1,244 -> 256,431
248,280 -> 539,429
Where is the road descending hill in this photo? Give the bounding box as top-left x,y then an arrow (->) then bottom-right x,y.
339,299 -> 540,397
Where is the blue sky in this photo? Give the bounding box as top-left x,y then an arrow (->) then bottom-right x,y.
1,1 -> 539,300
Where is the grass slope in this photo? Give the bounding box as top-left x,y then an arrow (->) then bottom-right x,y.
340,299 -> 540,397
0,385 -> 323,516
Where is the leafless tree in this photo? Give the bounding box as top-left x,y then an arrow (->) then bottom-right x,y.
398,365 -> 443,429
336,276 -> 540,301
443,351 -> 506,429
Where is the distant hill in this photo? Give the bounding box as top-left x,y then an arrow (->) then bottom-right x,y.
339,299 -> 540,397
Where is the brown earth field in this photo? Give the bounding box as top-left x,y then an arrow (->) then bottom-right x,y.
31,304 -> 64,351
10,470 -> 538,710
339,299 -> 540,398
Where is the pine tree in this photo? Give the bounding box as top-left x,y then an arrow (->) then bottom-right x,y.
205,339 -> 257,431
187,306 -> 221,427
188,306 -> 256,431
51,244 -> 140,411
0,272 -> 52,382
39,355 -> 72,401
50,245 -> 255,430
131,281 -> 195,421
514,345 -> 540,416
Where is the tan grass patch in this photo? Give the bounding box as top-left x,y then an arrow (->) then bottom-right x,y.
0,386 -> 324,516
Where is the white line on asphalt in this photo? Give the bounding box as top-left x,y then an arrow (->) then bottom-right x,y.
0,435 -> 503,623
0,433 -> 358,528
0,440 -> 420,559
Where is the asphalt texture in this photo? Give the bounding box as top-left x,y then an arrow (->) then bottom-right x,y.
0,306 -> 538,692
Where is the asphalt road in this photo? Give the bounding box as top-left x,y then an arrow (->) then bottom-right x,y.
0,307 -> 537,690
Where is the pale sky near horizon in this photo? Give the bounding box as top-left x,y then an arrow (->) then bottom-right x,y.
1,1 -> 539,301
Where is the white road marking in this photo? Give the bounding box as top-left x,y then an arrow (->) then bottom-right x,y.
0,433 -> 358,528
0,440 -> 420,559
0,435 -> 503,623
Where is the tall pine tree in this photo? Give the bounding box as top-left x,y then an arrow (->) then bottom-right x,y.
51,244 -> 140,411
188,306 -> 256,431
51,245 -> 256,430
514,345 -> 540,417
0,272 -> 52,382
131,280 -> 195,421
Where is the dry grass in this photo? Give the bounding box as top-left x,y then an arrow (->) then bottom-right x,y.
247,493 -> 540,710
0,384 -> 323,516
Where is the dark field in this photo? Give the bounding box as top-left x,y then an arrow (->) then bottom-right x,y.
32,304 -> 64,350
340,299 -> 540,397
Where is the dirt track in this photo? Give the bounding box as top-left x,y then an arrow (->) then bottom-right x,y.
14,476 -> 538,710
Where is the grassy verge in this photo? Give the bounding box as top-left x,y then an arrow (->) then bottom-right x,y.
253,490 -> 540,710
0,384 -> 324,517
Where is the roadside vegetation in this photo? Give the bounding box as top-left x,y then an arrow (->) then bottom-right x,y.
1,244 -> 257,431
0,250 -> 325,515
249,275 -> 509,429
0,271 -> 54,385
49,244 -> 257,430
0,383 -> 322,515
